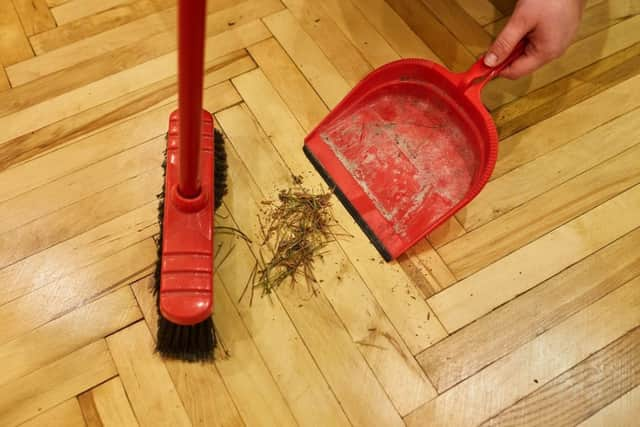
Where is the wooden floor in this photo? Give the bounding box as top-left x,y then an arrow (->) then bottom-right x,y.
1,0 -> 639,425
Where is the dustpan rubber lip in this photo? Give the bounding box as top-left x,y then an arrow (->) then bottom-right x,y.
303,145 -> 393,262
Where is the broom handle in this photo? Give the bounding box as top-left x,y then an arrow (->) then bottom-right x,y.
177,0 -> 206,199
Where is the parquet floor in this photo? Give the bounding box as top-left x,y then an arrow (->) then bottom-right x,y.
1,0 -> 639,426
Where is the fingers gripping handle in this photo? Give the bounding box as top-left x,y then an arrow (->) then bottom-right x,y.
459,40 -> 527,93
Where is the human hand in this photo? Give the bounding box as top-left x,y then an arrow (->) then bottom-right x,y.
484,0 -> 587,79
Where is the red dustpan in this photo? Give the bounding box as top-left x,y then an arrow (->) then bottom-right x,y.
304,44 -> 525,261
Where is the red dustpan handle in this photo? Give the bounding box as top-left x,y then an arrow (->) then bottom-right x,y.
177,0 -> 206,199
459,40 -> 527,93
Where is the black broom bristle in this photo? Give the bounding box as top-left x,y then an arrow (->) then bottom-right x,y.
154,128 -> 228,361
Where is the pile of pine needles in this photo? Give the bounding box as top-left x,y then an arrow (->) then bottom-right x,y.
240,184 -> 346,304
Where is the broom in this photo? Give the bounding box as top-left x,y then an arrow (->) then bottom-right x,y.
153,0 -> 227,361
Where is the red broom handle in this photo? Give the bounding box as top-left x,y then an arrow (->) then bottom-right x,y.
177,0 -> 206,199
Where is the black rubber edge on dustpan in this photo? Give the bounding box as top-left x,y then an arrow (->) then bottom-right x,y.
303,145 -> 393,262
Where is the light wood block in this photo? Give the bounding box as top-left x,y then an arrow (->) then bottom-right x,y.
419,227 -> 640,392
0,1 -> 33,66
20,399 -> 86,427
11,0 -> 55,36
0,286 -> 141,386
263,10 -> 351,108
51,0 -> 136,25
78,377 -> 139,427
280,0 -> 373,87
578,385 -> 640,427
0,340 -> 117,426
406,275 -> 640,426
481,326 -> 640,426
430,183 -> 640,333
456,0 -> 503,26
106,321 -> 192,427
131,278 -> 245,427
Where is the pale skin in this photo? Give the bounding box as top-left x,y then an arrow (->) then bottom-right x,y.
485,0 -> 588,79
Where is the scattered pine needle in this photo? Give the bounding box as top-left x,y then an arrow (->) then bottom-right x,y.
239,185 -> 348,304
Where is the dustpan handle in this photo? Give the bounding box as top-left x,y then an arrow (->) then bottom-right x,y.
177,0 -> 206,199
459,41 -> 527,93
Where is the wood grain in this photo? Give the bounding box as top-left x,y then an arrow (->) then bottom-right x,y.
233,66 -> 447,355
430,183 -> 640,333
442,121 -> 640,280
482,326 -> 640,426
20,399 -> 86,427
578,385 -> 640,427
106,321 -> 192,427
280,0 -> 372,87
0,0 -> 33,66
0,340 -> 117,426
406,275 -> 640,427
31,0 -> 175,54
0,286 -> 141,387
51,0 -> 136,25
216,104 -> 410,424
456,0 -> 503,25
385,0 -> 476,71
131,278 -> 245,427
263,10 -> 351,108
11,0 -> 55,36
420,227 -> 640,392
78,378 -> 139,427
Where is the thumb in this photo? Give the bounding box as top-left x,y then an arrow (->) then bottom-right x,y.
485,14 -> 531,67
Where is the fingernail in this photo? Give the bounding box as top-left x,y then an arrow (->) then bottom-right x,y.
484,52 -> 498,67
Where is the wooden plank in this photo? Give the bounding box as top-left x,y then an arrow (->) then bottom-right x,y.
404,239 -> 456,297
248,38 -> 328,132
78,378 -> 139,427
11,0 -> 55,36
481,326 -> 640,426
106,321 -> 192,427
0,203 -> 156,306
213,208 -> 352,427
0,340 -> 117,426
419,227 -> 640,392
216,104 -> 412,424
20,399 -> 86,427
483,16 -> 640,110
232,67 -> 446,354
429,183 -> 640,333
486,1 -> 629,41
7,0 -> 279,86
442,142 -> 640,280
0,0 -> 33,66
0,103 -> 170,203
428,217 -> 466,248
315,0 -> 400,68
263,10 -> 351,108
458,106 -> 640,232
0,169 -> 160,270
51,0 -> 135,25
488,72 -> 640,180
280,0 -> 372,87
578,385 -> 640,427
0,137 -> 163,235
131,279 -> 245,427
349,0 -> 441,61
0,66 -> 9,92
46,0 -> 71,6
218,98 -> 436,418
488,0 -> 515,14
0,286 -> 141,387
455,0 -> 503,26
494,42 -> 640,140
385,0 -> 476,71
0,54 -> 251,170
31,0 -> 174,54
0,240 -> 154,346
419,0 -> 493,56
406,275 -> 640,426
1,23 -> 265,146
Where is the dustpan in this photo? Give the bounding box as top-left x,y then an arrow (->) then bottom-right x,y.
304,43 -> 525,261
